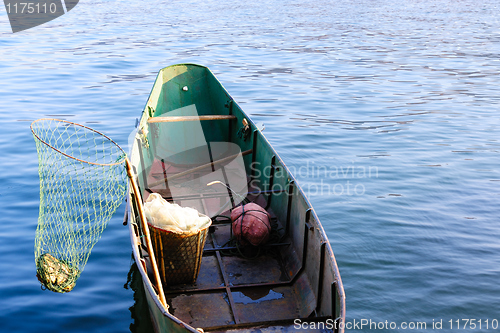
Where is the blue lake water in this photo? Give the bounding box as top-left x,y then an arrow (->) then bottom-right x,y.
1,0 -> 500,331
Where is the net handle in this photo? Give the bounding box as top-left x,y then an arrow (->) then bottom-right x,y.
30,118 -> 127,167
125,158 -> 167,308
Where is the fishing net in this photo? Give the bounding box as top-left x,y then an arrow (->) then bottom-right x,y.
31,119 -> 127,293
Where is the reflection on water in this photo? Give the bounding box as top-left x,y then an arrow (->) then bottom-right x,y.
125,260 -> 155,333
232,289 -> 284,305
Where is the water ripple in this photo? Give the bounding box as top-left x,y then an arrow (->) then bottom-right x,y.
1,0 -> 500,332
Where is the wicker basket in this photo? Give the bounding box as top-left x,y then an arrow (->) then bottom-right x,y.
148,219 -> 211,286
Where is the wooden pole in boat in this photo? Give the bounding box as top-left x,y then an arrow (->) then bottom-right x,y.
148,149 -> 253,188
148,115 -> 237,123
125,158 -> 168,308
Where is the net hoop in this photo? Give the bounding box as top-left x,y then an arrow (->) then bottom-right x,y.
30,118 -> 126,166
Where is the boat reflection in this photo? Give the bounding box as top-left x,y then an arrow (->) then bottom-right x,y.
125,258 -> 156,333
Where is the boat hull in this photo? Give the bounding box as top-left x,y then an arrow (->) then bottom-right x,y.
127,64 -> 346,332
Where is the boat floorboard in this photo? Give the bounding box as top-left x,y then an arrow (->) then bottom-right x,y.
159,211 -> 310,331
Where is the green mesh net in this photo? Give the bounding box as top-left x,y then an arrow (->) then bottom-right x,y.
31,119 -> 127,293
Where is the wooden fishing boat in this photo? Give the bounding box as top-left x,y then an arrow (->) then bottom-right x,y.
126,64 -> 346,332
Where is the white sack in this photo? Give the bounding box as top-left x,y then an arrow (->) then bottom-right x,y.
144,193 -> 211,233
